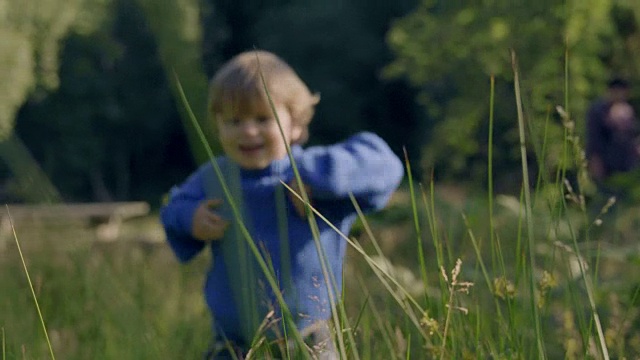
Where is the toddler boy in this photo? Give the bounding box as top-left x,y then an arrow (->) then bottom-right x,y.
161,50 -> 404,359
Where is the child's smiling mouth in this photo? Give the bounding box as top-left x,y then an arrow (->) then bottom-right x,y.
239,144 -> 264,155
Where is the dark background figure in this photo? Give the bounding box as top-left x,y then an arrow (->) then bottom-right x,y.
586,78 -> 640,188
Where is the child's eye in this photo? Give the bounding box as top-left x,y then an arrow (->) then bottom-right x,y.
256,116 -> 270,124
227,117 -> 241,126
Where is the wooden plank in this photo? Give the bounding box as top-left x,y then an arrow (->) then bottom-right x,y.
1,202 -> 150,222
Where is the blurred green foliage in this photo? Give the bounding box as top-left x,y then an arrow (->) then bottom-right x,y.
1,0 -> 71,138
3,0 -> 640,204
136,0 -> 218,163
0,0 -> 112,202
385,1 -> 637,191
15,0 -> 195,203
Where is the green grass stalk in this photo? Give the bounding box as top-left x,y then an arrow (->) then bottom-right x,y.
419,181 -> 450,338
439,290 -> 453,359
462,214 -> 517,352
553,240 -> 590,353
463,215 -> 492,295
351,293 -> 370,338
358,304 -> 372,359
284,183 -> 429,341
420,182 -> 446,291
173,72 -> 309,357
486,75 -> 521,352
514,187 -> 526,285
404,149 -> 430,306
357,276 -> 398,358
558,38 -> 610,357
556,89 -> 610,360
348,194 -> 430,339
254,54 -> 354,360
488,75 -> 496,271
438,259 -> 472,359
6,206 -> 56,360
511,50 -> 546,359
617,285 -> 640,340
534,107 -> 552,194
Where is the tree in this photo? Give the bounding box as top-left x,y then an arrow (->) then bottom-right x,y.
204,0 -> 422,160
0,0 -> 103,202
16,0 -> 195,203
609,1 -> 640,81
136,0 -> 221,163
385,1 -> 618,189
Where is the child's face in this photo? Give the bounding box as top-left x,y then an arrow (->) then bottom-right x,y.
216,103 -> 302,170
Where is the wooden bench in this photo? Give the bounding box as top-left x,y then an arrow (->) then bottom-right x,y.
0,202 -> 151,249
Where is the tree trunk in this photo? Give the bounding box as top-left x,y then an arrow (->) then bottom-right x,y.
0,134 -> 61,203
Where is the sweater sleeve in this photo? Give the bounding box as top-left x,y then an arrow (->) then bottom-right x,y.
160,165 -> 208,262
296,132 -> 404,212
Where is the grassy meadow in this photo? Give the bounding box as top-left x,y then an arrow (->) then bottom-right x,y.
4,71 -> 640,359
2,175 -> 640,359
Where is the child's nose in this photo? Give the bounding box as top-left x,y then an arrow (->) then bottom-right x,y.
239,120 -> 260,136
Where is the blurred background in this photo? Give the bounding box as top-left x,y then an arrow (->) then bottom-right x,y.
2,0 -> 640,207
5,2 -> 640,358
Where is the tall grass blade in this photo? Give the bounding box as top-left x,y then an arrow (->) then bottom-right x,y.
356,276 -> 399,359
488,75 -> 496,267
617,285 -> 640,340
173,72 -> 308,356
510,50 -> 546,359
351,293 -> 370,336
347,193 -> 429,340
420,181 -> 445,281
534,108 -> 552,194
404,148 -> 430,304
253,52 -> 354,360
558,41 -> 610,358
284,183 -> 429,340
463,214 -> 493,296
405,333 -> 411,360
487,76 -> 519,349
6,206 -> 55,360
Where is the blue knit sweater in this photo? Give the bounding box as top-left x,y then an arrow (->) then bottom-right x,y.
160,132 -> 404,345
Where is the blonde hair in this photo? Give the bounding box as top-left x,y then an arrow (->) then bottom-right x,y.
208,50 -> 320,144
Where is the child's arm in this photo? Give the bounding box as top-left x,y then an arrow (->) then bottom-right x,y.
161,167 -> 226,262
296,132 -> 404,212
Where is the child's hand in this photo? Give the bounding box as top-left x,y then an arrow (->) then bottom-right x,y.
192,199 -> 230,241
289,181 -> 312,218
